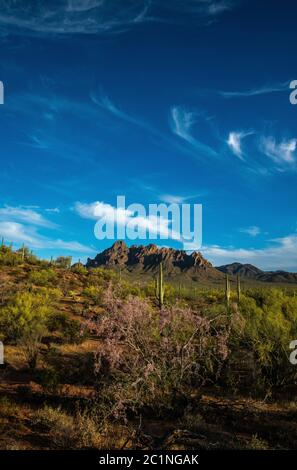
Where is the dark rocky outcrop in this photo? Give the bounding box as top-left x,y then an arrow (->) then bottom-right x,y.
86,241 -> 222,282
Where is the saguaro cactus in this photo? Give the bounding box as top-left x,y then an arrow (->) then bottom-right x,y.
155,261 -> 165,308
21,243 -> 25,262
237,274 -> 241,303
225,274 -> 230,307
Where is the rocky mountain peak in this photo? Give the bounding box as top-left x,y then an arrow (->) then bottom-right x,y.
86,242 -> 214,273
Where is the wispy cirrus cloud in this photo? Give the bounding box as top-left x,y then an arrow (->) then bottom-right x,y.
90,91 -> 151,131
219,81 -> 289,98
227,130 -> 253,160
92,92 -> 218,164
240,225 -> 261,237
225,130 -> 297,173
157,0 -> 236,20
45,207 -> 60,214
0,0 -> 149,35
0,205 -> 94,254
170,106 -> 218,159
260,136 -> 297,166
0,220 -> 95,253
159,193 -> 202,204
0,0 -> 236,37
7,92 -> 106,165
0,205 -> 57,229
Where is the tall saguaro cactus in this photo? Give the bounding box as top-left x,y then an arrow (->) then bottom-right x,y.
155,261 -> 165,308
237,274 -> 241,303
21,243 -> 25,263
225,273 -> 230,307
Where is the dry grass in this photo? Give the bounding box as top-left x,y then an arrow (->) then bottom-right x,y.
33,406 -> 99,449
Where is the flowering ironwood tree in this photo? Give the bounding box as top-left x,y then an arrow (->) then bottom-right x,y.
88,284 -> 230,419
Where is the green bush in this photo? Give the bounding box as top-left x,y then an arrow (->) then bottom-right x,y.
36,367 -> 61,394
47,312 -> 85,344
71,263 -> 88,275
235,292 -> 297,386
0,291 -> 52,343
29,268 -> 57,287
83,285 -> 104,304
0,291 -> 53,369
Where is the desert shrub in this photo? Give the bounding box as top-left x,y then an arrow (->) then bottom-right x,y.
33,406 -> 100,449
178,408 -> 205,431
0,291 -> 52,368
0,397 -> 21,417
42,287 -> 62,302
249,434 -> 268,450
83,285 -> 104,304
36,367 -> 61,394
29,268 -> 57,287
68,290 -> 77,299
71,263 -> 88,275
88,267 -> 116,283
117,281 -> 143,299
0,245 -> 21,266
0,291 -> 51,343
235,294 -> 297,387
20,327 -> 47,370
46,311 -> 85,343
89,289 -> 230,419
42,346 -> 94,385
55,256 -> 72,269
144,280 -> 175,303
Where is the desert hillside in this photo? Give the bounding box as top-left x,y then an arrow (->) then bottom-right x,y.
1,243 -> 297,450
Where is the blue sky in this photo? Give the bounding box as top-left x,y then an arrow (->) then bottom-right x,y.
0,0 -> 297,270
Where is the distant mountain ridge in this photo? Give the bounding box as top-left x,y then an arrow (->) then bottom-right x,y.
216,262 -> 264,278
217,263 -> 297,284
86,242 -> 297,284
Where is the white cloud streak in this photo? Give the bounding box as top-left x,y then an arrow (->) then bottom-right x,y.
90,92 -> 151,131
0,205 -> 94,254
260,136 -> 297,165
227,130 -> 253,160
0,205 -> 57,228
219,81 -> 289,98
202,234 -> 297,271
159,193 -> 203,204
0,0 -> 235,36
240,226 -> 261,237
0,220 -> 94,253
170,106 -> 218,159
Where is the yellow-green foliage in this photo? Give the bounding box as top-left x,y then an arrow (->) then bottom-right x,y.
0,244 -> 39,266
71,264 -> 88,275
38,287 -> 62,302
117,280 -> 143,299
83,285 -> 104,304
236,289 -> 297,385
46,311 -> 84,344
88,267 -> 116,282
29,268 -> 57,287
0,291 -> 52,342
